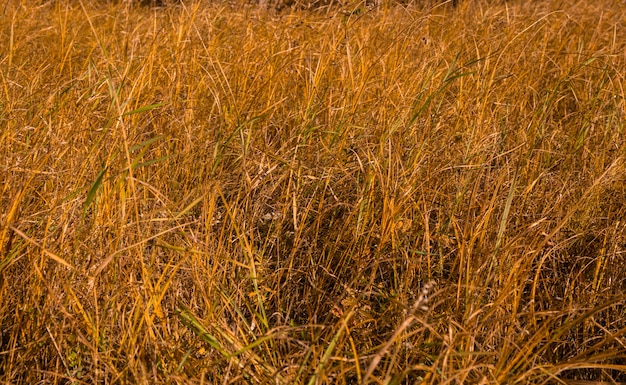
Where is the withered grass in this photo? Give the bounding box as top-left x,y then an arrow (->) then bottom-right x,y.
1,0 -> 625,383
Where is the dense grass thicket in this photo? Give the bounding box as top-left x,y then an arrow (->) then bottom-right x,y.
1,0 -> 625,383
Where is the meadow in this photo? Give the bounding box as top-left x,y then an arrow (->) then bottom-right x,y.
1,0 -> 625,383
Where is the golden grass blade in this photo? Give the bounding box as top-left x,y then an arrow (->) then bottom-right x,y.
9,225 -> 74,270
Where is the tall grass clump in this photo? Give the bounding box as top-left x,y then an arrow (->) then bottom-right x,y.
1,0 -> 625,383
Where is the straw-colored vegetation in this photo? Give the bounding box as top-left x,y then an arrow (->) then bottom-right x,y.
1,0 -> 625,383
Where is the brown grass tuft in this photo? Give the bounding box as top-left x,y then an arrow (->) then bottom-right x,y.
1,0 -> 625,383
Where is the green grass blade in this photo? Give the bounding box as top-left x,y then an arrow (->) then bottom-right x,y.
122,102 -> 164,116
175,304 -> 228,357
83,165 -> 107,212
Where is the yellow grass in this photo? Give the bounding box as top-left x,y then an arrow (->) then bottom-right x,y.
1,0 -> 625,383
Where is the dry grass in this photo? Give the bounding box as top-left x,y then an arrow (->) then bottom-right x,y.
1,0 -> 625,383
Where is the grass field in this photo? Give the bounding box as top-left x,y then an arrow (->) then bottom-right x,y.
1,0 -> 625,383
